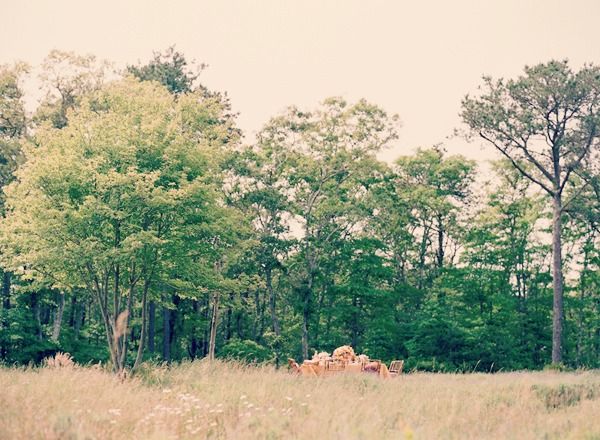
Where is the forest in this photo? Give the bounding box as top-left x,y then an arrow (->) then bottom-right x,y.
0,48 -> 599,373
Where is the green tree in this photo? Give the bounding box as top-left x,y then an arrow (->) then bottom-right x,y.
0,78 -> 236,373
127,46 -> 202,96
128,47 -> 240,147
129,48 -> 242,362
462,161 -> 552,368
0,62 -> 28,360
227,145 -> 293,342
461,60 -> 600,363
394,147 -> 475,284
256,97 -> 398,359
561,172 -> 600,366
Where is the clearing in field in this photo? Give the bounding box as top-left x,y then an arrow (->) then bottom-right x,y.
1,361 -> 600,439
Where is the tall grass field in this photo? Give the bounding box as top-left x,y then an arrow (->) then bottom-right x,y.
1,361 -> 600,439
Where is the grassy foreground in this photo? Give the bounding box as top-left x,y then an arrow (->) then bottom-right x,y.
1,361 -> 600,439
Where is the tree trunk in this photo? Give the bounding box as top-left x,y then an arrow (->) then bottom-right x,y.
132,281 -> 149,372
162,306 -> 171,361
266,268 -> 281,337
253,288 -> 263,340
417,223 -> 431,289
225,298 -> 232,342
189,299 -> 199,358
2,272 -> 10,310
301,275 -> 314,361
75,300 -> 85,339
551,194 -> 564,364
300,231 -> 317,360
351,295 -> 359,349
94,291 -> 119,372
202,296 -> 210,356
313,283 -> 327,347
0,272 -> 10,359
117,283 -> 135,370
68,295 -> 77,328
436,214 -> 444,269
301,316 -> 309,360
208,291 -> 220,361
168,295 -> 179,359
32,292 -> 43,341
236,309 -> 243,339
148,301 -> 155,353
324,289 -> 336,345
51,292 -> 65,343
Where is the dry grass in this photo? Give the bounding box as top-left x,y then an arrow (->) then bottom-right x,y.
1,361 -> 600,439
44,352 -> 76,369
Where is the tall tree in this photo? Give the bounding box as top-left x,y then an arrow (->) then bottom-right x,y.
461,60 -> 600,363
256,97 -> 398,359
562,170 -> 600,366
129,47 -> 241,361
395,147 -> 475,280
0,62 -> 27,206
0,78 -> 234,373
462,161 -> 551,368
0,62 -> 28,359
228,142 -> 295,341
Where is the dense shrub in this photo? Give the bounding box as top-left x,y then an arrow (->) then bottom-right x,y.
218,339 -> 274,364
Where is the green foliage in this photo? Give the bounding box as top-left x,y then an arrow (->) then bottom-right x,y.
127,46 -> 201,95
461,60 -> 600,363
0,75 -> 240,370
218,339 -> 274,364
0,63 -> 27,212
1,51 -> 600,373
0,306 -> 58,364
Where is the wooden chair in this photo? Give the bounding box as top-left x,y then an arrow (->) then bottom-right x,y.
389,360 -> 404,376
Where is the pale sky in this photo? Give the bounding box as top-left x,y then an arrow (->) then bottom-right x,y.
3,0 -> 600,163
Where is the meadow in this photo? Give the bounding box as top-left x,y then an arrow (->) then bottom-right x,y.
1,361 -> 600,439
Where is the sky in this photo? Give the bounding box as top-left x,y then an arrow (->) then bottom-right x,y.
2,0 -> 600,163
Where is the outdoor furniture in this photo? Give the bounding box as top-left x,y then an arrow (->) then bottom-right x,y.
288,347 -> 401,380
344,363 -> 362,373
389,360 -> 404,376
325,359 -> 346,372
362,360 -> 382,373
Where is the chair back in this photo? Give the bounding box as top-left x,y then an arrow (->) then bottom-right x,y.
389,360 -> 404,374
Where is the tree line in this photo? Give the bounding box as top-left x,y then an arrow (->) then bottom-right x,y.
0,48 -> 598,373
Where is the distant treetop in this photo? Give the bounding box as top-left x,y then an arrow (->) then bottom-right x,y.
127,46 -> 205,95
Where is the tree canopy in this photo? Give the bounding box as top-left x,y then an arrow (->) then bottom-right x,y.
461,60 -> 600,363
0,52 -> 599,373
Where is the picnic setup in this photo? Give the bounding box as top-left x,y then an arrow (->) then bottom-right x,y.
288,345 -> 404,379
